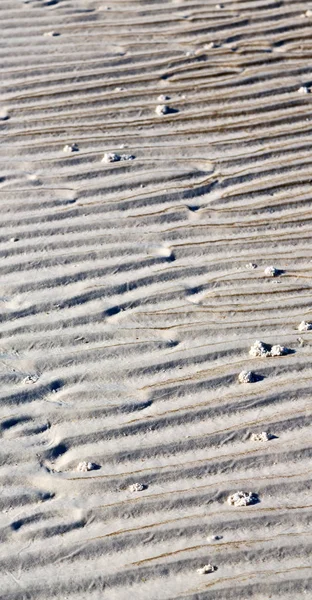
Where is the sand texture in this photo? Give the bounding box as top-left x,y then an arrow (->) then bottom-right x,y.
1,0 -> 312,598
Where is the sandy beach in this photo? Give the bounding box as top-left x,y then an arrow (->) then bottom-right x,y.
1,0 -> 311,598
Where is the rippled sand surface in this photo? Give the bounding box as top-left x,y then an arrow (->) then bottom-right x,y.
1,1 -> 312,598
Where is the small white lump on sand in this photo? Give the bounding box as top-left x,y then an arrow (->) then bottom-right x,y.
249,340 -> 271,357
251,431 -> 272,442
76,461 -> 96,472
298,85 -> 310,94
298,321 -> 312,332
102,152 -> 120,163
238,370 -> 256,384
102,152 -> 135,163
121,154 -> 135,161
249,340 -> 289,358
228,491 -> 259,507
129,482 -> 146,492
264,266 -> 279,277
0,108 -> 9,121
270,344 -> 287,356
158,94 -> 170,102
197,564 -> 216,575
246,262 -> 257,269
63,143 -> 79,153
155,104 -> 170,116
23,375 -> 39,384
44,31 -> 60,37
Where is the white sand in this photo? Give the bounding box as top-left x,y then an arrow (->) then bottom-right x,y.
0,0 -> 311,599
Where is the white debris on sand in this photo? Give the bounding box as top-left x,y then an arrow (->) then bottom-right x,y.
155,104 -> 170,116
0,108 -> 9,121
197,564 -> 217,575
44,31 -> 60,37
298,85 -> 310,94
102,152 -> 120,163
251,431 -> 272,442
63,143 -> 79,152
209,535 -> 223,541
228,491 -> 259,507
238,370 -> 256,384
264,265 -> 279,277
305,9 -> 312,17
129,482 -> 146,492
158,94 -> 170,102
23,375 -> 39,384
102,152 -> 135,163
249,340 -> 289,358
298,321 -> 312,332
76,461 -> 97,472
246,262 -> 257,269
270,344 -> 288,356
249,340 -> 271,357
